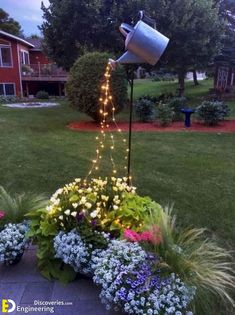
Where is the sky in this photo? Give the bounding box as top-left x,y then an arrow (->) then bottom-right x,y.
1,0 -> 50,36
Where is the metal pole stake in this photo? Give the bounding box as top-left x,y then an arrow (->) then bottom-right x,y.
127,68 -> 134,185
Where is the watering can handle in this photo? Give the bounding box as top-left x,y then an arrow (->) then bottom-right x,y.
119,23 -> 134,37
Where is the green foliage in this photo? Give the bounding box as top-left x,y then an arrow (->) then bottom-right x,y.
138,95 -> 158,103
0,8 -> 22,36
67,52 -> 127,122
166,97 -> 187,121
76,224 -> 109,249
26,208 -> 77,282
149,0 -> 224,91
0,95 -> 20,104
135,98 -> 156,122
35,91 -> 49,99
196,101 -> 230,125
152,73 -> 177,82
40,0 -> 148,69
106,193 -> 161,233
144,205 -> 235,314
0,186 -> 47,228
156,103 -> 174,126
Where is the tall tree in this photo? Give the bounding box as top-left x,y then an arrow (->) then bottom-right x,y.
0,8 -> 22,36
41,0 -> 224,94
215,0 -> 235,52
148,0 -> 224,94
40,0 -> 147,69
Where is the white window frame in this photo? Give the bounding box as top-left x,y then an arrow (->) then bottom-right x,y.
20,49 -> 30,65
0,82 -> 16,96
0,44 -> 13,68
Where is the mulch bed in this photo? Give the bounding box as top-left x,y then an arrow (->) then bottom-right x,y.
68,120 -> 235,133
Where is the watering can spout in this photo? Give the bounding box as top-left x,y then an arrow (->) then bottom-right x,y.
109,51 -> 145,70
117,51 -> 146,64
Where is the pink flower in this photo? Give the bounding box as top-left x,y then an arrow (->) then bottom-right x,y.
139,231 -> 153,242
124,229 -> 141,242
147,225 -> 162,245
0,210 -> 5,220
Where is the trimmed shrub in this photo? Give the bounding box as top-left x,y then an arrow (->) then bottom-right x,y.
36,90 -> 49,99
66,52 -> 127,122
196,101 -> 230,126
135,98 -> 156,122
138,95 -> 158,103
152,73 -> 177,82
167,97 -> 187,121
0,95 -> 19,104
156,103 -> 174,126
156,92 -> 174,103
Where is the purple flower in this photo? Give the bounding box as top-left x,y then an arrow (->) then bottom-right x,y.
76,212 -> 85,223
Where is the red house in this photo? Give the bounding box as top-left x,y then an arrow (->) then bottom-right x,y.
0,30 -> 68,97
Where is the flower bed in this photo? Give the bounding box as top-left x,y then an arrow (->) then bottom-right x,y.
1,177 -> 234,314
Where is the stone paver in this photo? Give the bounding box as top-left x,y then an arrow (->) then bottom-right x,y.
0,248 -> 124,315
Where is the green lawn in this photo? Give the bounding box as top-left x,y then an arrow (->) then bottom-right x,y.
0,91 -> 235,247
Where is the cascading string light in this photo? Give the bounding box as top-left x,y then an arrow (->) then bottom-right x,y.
87,62 -> 129,179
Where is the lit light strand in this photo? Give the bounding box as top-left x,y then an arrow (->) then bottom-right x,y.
87,62 -> 129,178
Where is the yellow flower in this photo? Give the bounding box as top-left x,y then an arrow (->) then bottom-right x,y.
101,195 -> 109,201
85,202 -> 92,209
80,196 -> 87,204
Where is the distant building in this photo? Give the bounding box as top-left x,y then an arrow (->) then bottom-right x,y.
0,30 -> 68,97
214,48 -> 235,91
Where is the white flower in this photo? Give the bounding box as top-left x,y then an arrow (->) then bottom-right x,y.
64,209 -> 71,216
90,210 -> 99,218
113,205 -> 119,210
72,203 -> 78,208
46,205 -> 52,212
59,215 -> 63,220
71,211 -> 77,217
54,198 -> 60,206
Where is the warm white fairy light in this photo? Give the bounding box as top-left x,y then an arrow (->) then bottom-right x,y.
87,62 -> 129,178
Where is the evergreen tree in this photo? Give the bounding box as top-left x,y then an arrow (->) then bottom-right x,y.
0,8 -> 22,36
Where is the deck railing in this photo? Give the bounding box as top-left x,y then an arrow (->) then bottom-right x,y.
21,63 -> 68,78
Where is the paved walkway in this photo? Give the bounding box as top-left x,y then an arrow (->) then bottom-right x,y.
0,247 -> 122,315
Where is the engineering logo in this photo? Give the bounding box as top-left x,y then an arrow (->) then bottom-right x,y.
2,299 -> 16,313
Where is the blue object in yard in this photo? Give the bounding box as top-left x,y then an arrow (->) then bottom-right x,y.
180,108 -> 194,128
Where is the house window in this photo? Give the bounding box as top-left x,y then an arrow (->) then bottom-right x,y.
0,83 -> 15,96
0,46 -> 12,67
20,50 -> 30,65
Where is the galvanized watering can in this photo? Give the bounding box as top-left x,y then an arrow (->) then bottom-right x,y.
110,17 -> 169,67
